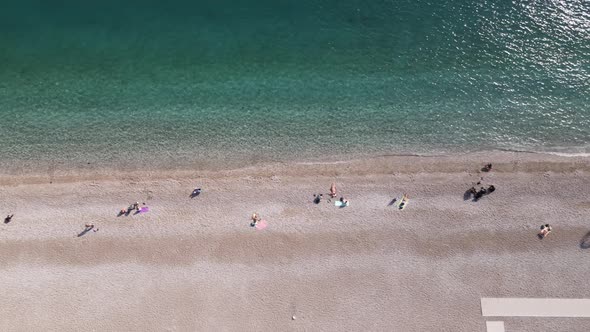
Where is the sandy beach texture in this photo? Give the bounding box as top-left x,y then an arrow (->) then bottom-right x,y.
1,151 -> 590,331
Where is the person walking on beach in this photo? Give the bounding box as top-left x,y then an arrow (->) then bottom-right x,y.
330,183 -> 337,198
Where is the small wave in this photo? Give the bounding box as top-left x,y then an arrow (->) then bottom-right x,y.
540,152 -> 590,158
494,147 -> 590,158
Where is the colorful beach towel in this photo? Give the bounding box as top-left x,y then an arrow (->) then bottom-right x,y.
255,220 -> 268,230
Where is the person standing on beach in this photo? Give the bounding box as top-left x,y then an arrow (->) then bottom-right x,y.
251,212 -> 261,226
4,214 -> 14,223
539,224 -> 552,238
330,183 -> 337,198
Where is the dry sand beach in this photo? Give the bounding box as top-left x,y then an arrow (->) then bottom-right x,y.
1,152 -> 590,331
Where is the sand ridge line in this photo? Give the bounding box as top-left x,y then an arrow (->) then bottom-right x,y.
1,226 -> 587,267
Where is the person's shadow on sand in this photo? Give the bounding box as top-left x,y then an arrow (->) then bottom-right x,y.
388,198 -> 397,206
117,208 -> 133,217
580,231 -> 590,249
77,226 -> 94,237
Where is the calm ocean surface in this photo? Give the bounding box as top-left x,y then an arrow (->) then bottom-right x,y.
1,0 -> 589,172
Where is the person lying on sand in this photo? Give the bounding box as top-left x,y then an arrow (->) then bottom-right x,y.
398,194 -> 409,209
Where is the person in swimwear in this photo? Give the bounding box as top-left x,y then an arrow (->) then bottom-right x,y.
539,224 -> 552,238
251,212 -> 261,226
329,183 -> 337,198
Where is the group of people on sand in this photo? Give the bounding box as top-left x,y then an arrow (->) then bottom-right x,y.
313,183 -> 409,210
468,163 -> 556,240
468,185 -> 496,201
466,163 -> 496,201
312,183 -> 350,207
118,202 -> 149,216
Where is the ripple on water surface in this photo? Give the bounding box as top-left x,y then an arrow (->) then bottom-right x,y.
0,0 -> 588,172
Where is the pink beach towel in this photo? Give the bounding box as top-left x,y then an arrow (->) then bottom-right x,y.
139,207 -> 149,213
255,220 -> 268,230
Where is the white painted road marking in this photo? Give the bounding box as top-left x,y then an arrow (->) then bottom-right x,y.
481,298 -> 590,317
486,321 -> 505,332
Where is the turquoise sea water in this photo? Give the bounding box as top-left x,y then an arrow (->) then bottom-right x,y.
1,0 -> 589,173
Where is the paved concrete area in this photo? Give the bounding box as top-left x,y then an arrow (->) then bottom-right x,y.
482,298 -> 590,317
486,321 -> 505,332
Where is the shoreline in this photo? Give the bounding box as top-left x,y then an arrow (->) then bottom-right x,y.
1,150 -> 589,186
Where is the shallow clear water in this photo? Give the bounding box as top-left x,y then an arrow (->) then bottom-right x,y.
0,0 -> 589,172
